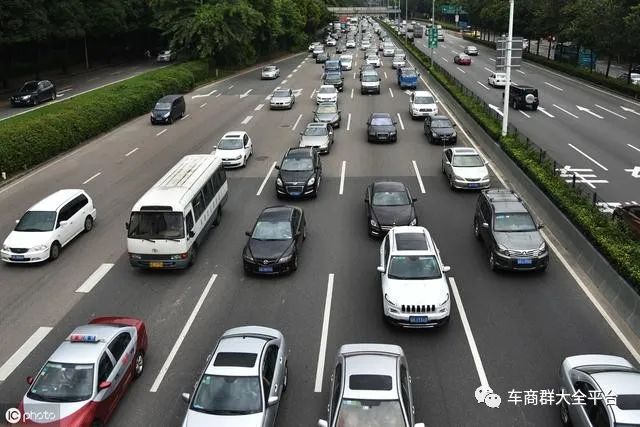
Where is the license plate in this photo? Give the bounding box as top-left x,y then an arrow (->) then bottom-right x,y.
409,316 -> 428,324
468,183 -> 479,188
10,255 -> 24,260
149,261 -> 164,268
517,258 -> 533,265
259,266 -> 273,273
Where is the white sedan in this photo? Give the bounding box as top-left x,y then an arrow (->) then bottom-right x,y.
366,54 -> 381,67
488,72 -> 510,87
392,55 -> 406,69
316,85 -> 338,104
216,131 -> 253,168
339,55 -> 353,70
441,147 -> 490,190
261,65 -> 280,79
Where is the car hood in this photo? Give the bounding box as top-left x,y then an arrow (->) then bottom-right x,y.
182,409 -> 263,427
451,165 -> 488,179
300,135 -> 330,146
431,127 -> 455,136
315,112 -> 339,122
370,124 -> 396,133
22,396 -> 92,422
279,170 -> 314,184
15,89 -> 37,96
325,79 -> 342,85
3,230 -> 53,248
371,204 -> 413,226
383,276 -> 449,305
217,148 -> 244,159
494,231 -> 543,250
248,238 -> 293,260
316,93 -> 336,99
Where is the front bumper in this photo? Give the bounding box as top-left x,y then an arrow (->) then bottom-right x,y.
10,97 -> 35,106
451,178 -> 491,190
244,258 -> 293,275
221,158 -> 244,168
262,73 -> 277,79
411,109 -> 437,117
1,247 -> 49,263
270,101 -> 292,109
493,250 -> 549,271
383,301 -> 450,328
276,183 -> 317,198
129,253 -> 190,269
368,133 -> 397,142
150,116 -> 171,124
399,81 -> 417,89
361,86 -> 380,94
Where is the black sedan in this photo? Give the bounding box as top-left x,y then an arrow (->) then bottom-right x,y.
323,71 -> 344,91
276,147 -> 322,198
316,52 -> 328,64
243,206 -> 306,275
365,181 -> 417,236
424,115 -> 457,145
367,113 -> 398,143
10,80 -> 56,107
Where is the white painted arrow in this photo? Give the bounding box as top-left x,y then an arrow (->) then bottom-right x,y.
489,104 -> 503,117
239,89 -> 253,98
537,107 -> 555,118
576,105 -> 603,119
621,106 -> 640,116
624,166 -> 640,178
192,89 -> 217,99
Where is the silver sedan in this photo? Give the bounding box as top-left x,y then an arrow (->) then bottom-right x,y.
441,147 -> 490,190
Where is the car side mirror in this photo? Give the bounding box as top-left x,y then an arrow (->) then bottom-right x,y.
538,222 -> 545,229
16,219 -> 20,224
377,266 -> 385,273
188,230 -> 195,238
268,395 -> 279,406
452,123 -> 457,127
275,165 -> 280,170
181,392 -> 191,403
59,220 -> 68,227
481,222 -> 489,229
98,380 -> 112,390
318,421 -> 329,427
412,197 -> 418,202
443,266 -> 451,272
27,376 -> 34,385
125,221 -> 129,230
245,231 -> 252,237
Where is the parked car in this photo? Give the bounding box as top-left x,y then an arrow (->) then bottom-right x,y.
243,207 -> 306,274
409,90 -> 438,118
300,122 -> 335,153
275,147 -> 322,199
150,94 -> 185,124
156,50 -> 177,62
216,131 -> 253,168
441,147 -> 490,190
367,113 -> 397,143
473,189 -> 549,271
1,189 -> 96,263
613,203 -> 640,238
261,65 -> 280,79
505,85 -> 539,110
454,54 -> 472,65
10,80 -> 56,107
365,181 -> 417,236
269,88 -> 296,110
424,115 -> 457,145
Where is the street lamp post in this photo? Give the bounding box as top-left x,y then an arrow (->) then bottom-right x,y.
431,0 -> 435,66
501,0 -> 515,137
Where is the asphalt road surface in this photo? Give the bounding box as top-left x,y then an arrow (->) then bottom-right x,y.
0,37 -> 636,426
412,29 -> 640,213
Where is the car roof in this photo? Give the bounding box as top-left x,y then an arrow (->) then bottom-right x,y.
319,85 -> 336,90
221,131 -> 246,139
29,189 -> 85,212
591,371 -> 640,424
431,115 -> 450,121
371,112 -> 392,119
372,181 -> 406,192
389,226 -> 434,254
413,90 -> 433,97
307,121 -> 329,127
157,94 -> 182,102
285,147 -> 314,157
451,147 -> 479,156
259,205 -> 295,222
207,335 -> 268,376
342,348 -> 400,400
50,324 -> 122,364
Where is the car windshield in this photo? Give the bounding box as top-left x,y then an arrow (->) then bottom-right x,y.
252,220 -> 292,240
393,56 -> 404,61
336,399 -> 406,427
319,87 -> 336,94
371,117 -> 392,126
326,73 -> 341,80
372,191 -> 409,206
395,50 -> 404,55
316,105 -> 337,114
431,120 -> 451,128
281,157 -> 314,171
27,362 -> 94,403
154,102 -> 171,111
340,56 -> 352,62
362,74 -> 379,82
128,211 -> 184,240
414,96 -> 434,104
452,155 -> 484,167
304,126 -> 329,136
15,211 -> 57,232
190,375 -> 262,415
263,66 -> 276,71
161,50 -> 171,55
402,70 -> 417,77
367,55 -> 378,60
388,255 -> 442,280
493,212 -> 537,232
273,90 -> 290,98
218,138 -> 243,150
21,82 -> 38,92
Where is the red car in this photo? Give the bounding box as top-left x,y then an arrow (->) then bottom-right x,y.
454,54 -> 472,65
19,317 -> 148,426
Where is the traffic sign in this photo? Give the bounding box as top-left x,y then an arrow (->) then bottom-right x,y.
428,28 -> 438,48
495,37 -> 523,70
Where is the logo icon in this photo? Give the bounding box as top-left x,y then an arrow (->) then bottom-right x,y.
5,408 -> 21,424
475,385 -> 501,408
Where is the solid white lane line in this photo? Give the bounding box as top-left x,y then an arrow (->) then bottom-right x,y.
350,88 -> 354,99
515,70 -> 526,75
57,88 -> 73,94
456,67 -> 466,74
552,104 -> 579,118
538,107 -> 555,118
412,161 -> 426,193
314,274 -> 335,393
256,161 -> 277,196
519,110 -> 531,118
125,147 -> 139,157
544,81 -> 564,91
0,327 -> 53,381
287,74 -> 293,78
384,71 -> 388,79
346,113 -> 351,131
75,263 -> 114,293
82,172 -> 101,184
397,113 -> 405,130
241,115 -> 253,124
239,89 -> 253,98
310,88 -> 317,99
200,102 -> 207,108
282,79 -> 288,84
450,278 -> 490,388
150,274 -> 217,393
339,161 -> 346,195
594,104 -> 626,119
254,103 -> 264,111
215,93 -> 221,98
476,81 -> 490,90
489,104 -> 504,117
489,58 -> 496,62
183,114 -> 191,119
292,114 -> 303,131
192,88 -> 217,98
483,66 -> 493,73
568,143 -> 609,171
627,144 -> 640,153
388,87 -> 394,98
441,57 -> 449,62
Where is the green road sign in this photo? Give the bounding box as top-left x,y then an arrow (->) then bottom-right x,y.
428,37 -> 438,48
441,4 -> 464,14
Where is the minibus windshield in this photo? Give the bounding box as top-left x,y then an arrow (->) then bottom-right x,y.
128,211 -> 184,240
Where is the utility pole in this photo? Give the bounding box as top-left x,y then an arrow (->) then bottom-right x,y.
501,0 -> 515,137
405,0 -> 408,42
431,0 -> 435,65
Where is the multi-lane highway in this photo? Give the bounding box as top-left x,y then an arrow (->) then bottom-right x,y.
412,29 -> 640,213
0,30 -> 636,426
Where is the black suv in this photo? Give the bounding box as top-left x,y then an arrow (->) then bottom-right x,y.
10,80 -> 56,107
275,147 -> 322,199
473,189 -> 548,271
505,85 -> 539,110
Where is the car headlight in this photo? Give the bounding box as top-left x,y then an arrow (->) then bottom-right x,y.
170,254 -> 183,260
232,155 -> 242,160
276,177 -> 283,186
2,244 -> 10,251
496,244 -> 509,255
432,132 -> 438,137
279,253 -> 293,263
409,218 -> 417,226
384,293 -> 398,307
243,252 -> 254,261
31,244 -> 48,251
22,95 -> 31,100
163,112 -> 170,118
370,218 -> 378,227
538,242 -> 547,253
454,174 -> 465,182
439,293 -> 450,307
129,254 -> 142,260
481,175 -> 490,181
307,176 -> 316,186
390,131 -> 397,135
452,132 -> 457,137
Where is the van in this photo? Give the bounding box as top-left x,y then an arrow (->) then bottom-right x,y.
126,155 -> 228,269
150,95 -> 185,125
360,70 -> 381,94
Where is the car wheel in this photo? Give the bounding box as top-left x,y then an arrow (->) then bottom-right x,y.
488,251 -> 497,271
84,216 -> 94,232
291,254 -> 298,272
283,362 -> 288,392
560,401 -> 572,426
213,207 -> 222,226
441,161 -> 445,174
243,155 -> 247,167
51,92 -> 56,101
188,244 -> 197,266
449,175 -> 456,191
32,97 -> 39,106
473,219 -> 481,240
134,351 -> 145,379
49,242 -> 61,261
168,116 -> 173,124
303,225 -> 307,240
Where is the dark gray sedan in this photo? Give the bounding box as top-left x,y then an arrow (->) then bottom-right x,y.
367,112 -> 397,143
299,122 -> 334,154
314,103 -> 341,128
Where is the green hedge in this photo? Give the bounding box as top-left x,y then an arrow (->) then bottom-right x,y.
462,34 -> 640,99
378,19 -> 640,291
0,60 -> 221,177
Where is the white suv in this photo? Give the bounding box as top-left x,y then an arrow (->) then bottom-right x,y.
1,189 -> 97,263
409,90 -> 438,118
378,226 -> 451,327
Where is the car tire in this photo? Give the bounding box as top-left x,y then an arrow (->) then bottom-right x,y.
473,219 -> 481,240
441,162 -> 445,174
291,254 -> 298,272
134,351 -> 145,379
84,216 -> 94,232
283,362 -> 288,393
449,176 -> 456,191
213,207 -> 222,226
560,401 -> 572,426
532,105 -> 538,111
51,92 -> 56,101
168,116 -> 173,125
188,244 -> 197,266
32,97 -> 39,106
488,251 -> 497,271
243,155 -> 247,167
303,225 -> 307,240
49,242 -> 61,261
